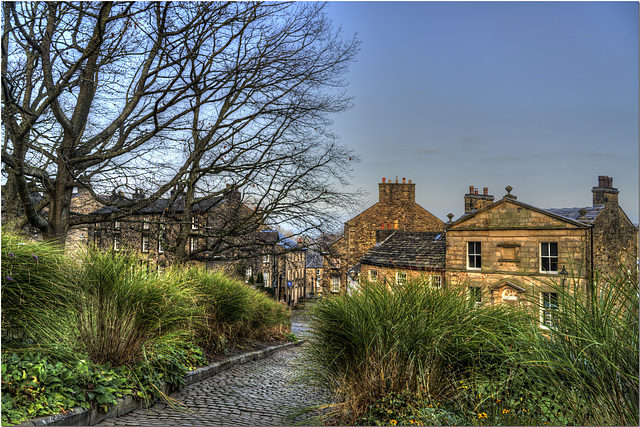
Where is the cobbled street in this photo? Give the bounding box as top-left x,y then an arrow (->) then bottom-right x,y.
98,309 -> 329,426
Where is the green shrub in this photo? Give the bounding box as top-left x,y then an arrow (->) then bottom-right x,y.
74,248 -> 199,366
304,277 -> 530,424
1,232 -> 79,360
1,352 -> 134,425
175,267 -> 289,352
516,267 -> 639,426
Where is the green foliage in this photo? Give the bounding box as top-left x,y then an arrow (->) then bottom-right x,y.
516,267 -> 639,426
305,269 -> 639,426
1,233 -> 79,359
75,248 -> 200,365
1,340 -> 209,426
304,278 -> 529,423
173,267 -> 289,352
1,352 -> 133,425
0,233 -> 290,425
284,333 -> 298,343
256,271 -> 265,284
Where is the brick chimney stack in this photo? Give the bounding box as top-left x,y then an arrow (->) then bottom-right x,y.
592,175 -> 619,206
378,177 -> 416,205
464,185 -> 494,214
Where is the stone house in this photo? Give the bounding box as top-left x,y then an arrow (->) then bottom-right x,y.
251,230 -> 307,306
88,188 -> 257,271
305,251 -> 324,297
445,176 -> 637,327
359,230 -> 445,288
89,188 -> 308,302
323,177 -> 445,293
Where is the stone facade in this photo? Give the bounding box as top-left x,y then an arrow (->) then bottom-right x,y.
445,176 -> 638,319
305,251 -> 324,297
323,177 -> 444,293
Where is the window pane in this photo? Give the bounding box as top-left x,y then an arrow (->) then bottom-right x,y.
541,243 -> 549,257
549,242 -> 558,257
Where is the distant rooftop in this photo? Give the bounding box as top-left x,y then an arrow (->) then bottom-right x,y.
361,231 -> 445,270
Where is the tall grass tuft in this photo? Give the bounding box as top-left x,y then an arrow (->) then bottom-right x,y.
520,267 -> 639,426
304,278 -> 529,423
75,248 -> 200,366
173,266 -> 289,352
1,232 -> 78,359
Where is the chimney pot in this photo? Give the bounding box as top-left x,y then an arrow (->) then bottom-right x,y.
474,189 -> 478,195
483,187 -> 488,196
469,185 -> 474,194
395,176 -> 398,183
382,177 -> 386,183
402,177 -> 406,183
408,179 -> 412,184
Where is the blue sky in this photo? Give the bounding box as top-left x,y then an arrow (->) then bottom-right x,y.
324,1 -> 638,225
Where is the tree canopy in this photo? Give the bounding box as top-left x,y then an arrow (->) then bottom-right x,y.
2,1 -> 362,258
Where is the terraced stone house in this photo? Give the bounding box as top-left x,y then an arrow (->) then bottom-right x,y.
323,177 -> 445,294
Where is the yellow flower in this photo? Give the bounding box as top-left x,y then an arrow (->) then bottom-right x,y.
477,413 -> 488,419
502,409 -> 510,414
390,420 -> 398,426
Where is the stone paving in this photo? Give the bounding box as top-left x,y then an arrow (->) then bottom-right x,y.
99,311 -> 329,426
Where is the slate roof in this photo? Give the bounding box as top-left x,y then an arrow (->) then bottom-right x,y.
257,230 -> 301,250
91,195 -> 227,215
306,251 -> 323,268
361,231 -> 446,270
545,206 -> 604,223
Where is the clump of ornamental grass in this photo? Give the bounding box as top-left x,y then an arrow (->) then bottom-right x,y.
303,277 -> 530,424
1,232 -> 79,360
517,266 -> 639,426
173,266 -> 290,353
74,248 -> 200,366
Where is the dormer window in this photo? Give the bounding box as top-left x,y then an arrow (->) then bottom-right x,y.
191,216 -> 198,230
114,221 -> 121,230
143,217 -> 150,230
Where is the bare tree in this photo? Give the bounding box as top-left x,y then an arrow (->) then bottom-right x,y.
2,1 -> 362,257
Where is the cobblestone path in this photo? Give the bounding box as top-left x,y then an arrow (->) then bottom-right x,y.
99,318 -> 329,426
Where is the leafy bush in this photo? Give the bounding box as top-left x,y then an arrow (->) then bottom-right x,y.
1,352 -> 133,425
1,233 -> 78,359
74,248 -> 200,365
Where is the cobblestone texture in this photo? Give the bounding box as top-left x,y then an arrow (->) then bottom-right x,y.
98,315 -> 328,426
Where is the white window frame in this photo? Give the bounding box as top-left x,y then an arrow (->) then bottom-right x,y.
263,271 -> 270,287
189,237 -> 197,253
540,292 -> 558,329
468,286 -> 482,308
263,255 -> 270,264
143,217 -> 150,230
158,236 -> 164,254
368,269 -> 378,282
113,235 -> 120,251
114,220 -> 121,230
191,216 -> 198,230
142,236 -> 149,252
395,271 -> 407,286
428,275 -> 442,289
467,242 -> 482,270
540,242 -> 559,274
331,276 -> 340,292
